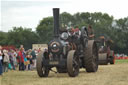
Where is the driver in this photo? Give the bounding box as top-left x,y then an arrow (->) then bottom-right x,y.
69,26 -> 81,37
88,25 -> 94,40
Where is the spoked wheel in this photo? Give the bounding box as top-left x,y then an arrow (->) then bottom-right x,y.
84,40 -> 99,72
36,51 -> 49,77
67,50 -> 79,77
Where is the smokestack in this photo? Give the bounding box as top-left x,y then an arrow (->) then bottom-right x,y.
53,8 -> 59,37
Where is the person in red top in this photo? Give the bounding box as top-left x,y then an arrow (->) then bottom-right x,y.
70,26 -> 81,38
38,48 -> 41,53
69,26 -> 80,35
18,48 -> 25,71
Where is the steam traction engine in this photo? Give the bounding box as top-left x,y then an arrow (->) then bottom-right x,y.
36,8 -> 99,77
97,36 -> 115,65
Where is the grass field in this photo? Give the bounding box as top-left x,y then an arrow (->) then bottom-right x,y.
0,60 -> 128,85
115,59 -> 128,64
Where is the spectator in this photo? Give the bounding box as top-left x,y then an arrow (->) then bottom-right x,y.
25,50 -> 32,70
20,45 -> 24,49
18,48 -> 25,71
27,49 -> 33,70
0,45 -> 3,75
3,50 -> 10,72
9,50 -> 16,70
31,49 -> 36,69
22,48 -> 26,69
16,49 -> 20,66
37,48 -> 41,53
13,50 -> 18,67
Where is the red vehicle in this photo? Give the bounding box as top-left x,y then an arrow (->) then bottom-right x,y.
2,45 -> 16,51
115,56 -> 128,60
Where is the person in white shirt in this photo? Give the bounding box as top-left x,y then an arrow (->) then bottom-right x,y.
3,50 -> 10,72
0,45 -> 3,75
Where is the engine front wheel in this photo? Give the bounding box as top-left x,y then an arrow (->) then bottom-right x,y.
84,40 -> 99,72
36,51 -> 49,77
67,50 -> 79,77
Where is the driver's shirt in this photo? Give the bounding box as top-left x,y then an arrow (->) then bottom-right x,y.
88,28 -> 94,40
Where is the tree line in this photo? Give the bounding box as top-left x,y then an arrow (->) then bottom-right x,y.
0,12 -> 128,54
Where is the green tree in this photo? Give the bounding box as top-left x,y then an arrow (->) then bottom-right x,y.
7,27 -> 39,49
60,12 -> 73,27
0,31 -> 8,45
36,17 -> 53,43
36,11 -> 128,55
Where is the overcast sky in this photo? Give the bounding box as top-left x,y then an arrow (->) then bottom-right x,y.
1,0 -> 128,32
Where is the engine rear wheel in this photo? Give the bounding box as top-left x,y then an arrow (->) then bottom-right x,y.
36,51 -> 49,77
67,50 -> 79,77
84,40 -> 98,72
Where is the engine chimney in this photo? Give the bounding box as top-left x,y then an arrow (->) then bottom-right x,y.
53,8 -> 59,37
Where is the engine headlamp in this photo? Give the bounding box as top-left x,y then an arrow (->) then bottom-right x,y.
60,32 -> 69,40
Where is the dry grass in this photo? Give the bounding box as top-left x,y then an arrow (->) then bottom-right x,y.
1,61 -> 128,85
